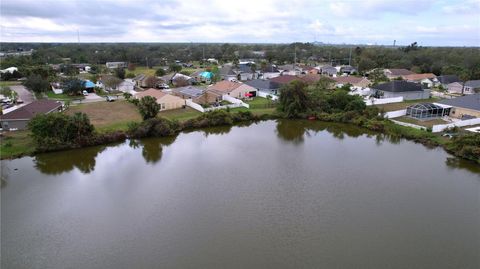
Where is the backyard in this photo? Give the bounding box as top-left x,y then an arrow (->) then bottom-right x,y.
66,100 -> 141,132
375,98 -> 441,112
394,116 -> 448,128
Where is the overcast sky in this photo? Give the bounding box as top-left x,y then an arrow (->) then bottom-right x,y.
1,0 -> 479,46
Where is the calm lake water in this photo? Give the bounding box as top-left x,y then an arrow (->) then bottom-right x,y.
1,120 -> 479,269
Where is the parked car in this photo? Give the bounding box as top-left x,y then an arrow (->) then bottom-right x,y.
106,96 -> 116,102
16,98 -> 24,104
157,83 -> 170,89
82,90 -> 89,96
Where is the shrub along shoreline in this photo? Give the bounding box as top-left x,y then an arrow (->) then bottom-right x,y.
1,108 -> 478,164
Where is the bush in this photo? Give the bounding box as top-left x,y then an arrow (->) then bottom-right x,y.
128,117 -> 178,138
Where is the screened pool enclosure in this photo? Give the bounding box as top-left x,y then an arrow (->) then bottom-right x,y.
406,103 -> 451,120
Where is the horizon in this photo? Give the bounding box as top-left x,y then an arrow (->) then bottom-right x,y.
1,0 -> 479,46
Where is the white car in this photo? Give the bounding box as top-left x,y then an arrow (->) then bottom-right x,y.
82,90 -> 89,96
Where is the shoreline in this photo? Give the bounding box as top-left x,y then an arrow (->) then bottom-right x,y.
1,110 -> 478,165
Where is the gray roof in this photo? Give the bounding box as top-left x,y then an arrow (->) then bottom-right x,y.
465,80 -> 480,88
0,100 -> 62,120
172,86 -> 205,98
219,66 -> 236,76
437,75 -> 461,84
244,79 -> 279,90
439,94 -> 480,111
386,69 -> 415,76
375,81 -> 423,92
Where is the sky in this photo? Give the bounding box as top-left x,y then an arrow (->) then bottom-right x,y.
0,0 -> 479,46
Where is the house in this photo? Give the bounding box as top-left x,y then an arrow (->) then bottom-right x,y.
51,82 -> 63,94
171,73 -> 193,86
0,67 -> 18,74
300,74 -> 322,85
439,94 -> 480,119
244,79 -> 280,95
464,80 -> 480,94
259,64 -> 281,79
434,75 -> 461,87
278,64 -> 302,76
373,81 -> 430,100
219,65 -> 237,81
207,80 -> 258,99
171,86 -> 218,105
116,79 -> 135,93
447,82 -> 464,95
84,80 -> 96,93
383,68 -> 415,80
332,76 -> 371,89
237,63 -> 259,81
135,89 -> 185,111
340,65 -> 357,75
298,65 -> 317,74
403,73 -> 436,88
319,65 -> 337,77
0,100 -> 62,131
270,75 -> 300,88
105,62 -> 127,69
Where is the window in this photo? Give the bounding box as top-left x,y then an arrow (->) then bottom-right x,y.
161,103 -> 166,110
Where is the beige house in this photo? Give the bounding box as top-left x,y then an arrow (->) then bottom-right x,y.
207,80 -> 258,99
332,76 -> 371,88
439,94 -> 480,119
135,88 -> 185,111
447,82 -> 464,95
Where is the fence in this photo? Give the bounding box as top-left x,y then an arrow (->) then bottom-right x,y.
257,91 -> 279,101
391,120 -> 426,130
432,118 -> 480,133
222,95 -> 249,108
186,99 -> 246,113
186,99 -> 205,112
384,109 -> 407,119
365,96 -> 403,106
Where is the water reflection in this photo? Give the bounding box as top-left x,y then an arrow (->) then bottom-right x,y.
446,157 -> 480,175
34,145 -> 107,175
129,135 -> 177,164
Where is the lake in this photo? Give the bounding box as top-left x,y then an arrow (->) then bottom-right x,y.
1,120 -> 479,269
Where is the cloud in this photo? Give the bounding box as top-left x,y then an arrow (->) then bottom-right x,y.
0,0 -> 478,46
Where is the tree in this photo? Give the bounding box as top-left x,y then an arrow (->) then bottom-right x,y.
155,68 -> 166,76
168,63 -> 182,73
138,96 -> 160,120
63,78 -> 86,95
144,76 -> 159,88
123,92 -> 132,100
103,76 -> 122,91
174,76 -> 190,87
127,63 -> 136,71
278,80 -> 309,118
114,67 -> 125,79
23,74 -> 50,93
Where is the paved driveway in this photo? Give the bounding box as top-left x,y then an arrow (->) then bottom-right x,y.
10,85 -> 34,104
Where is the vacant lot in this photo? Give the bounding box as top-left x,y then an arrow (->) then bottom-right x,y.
0,130 -> 35,159
375,98 -> 441,112
66,100 -> 141,132
158,107 -> 202,122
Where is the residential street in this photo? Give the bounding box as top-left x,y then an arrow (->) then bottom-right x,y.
10,85 -> 34,104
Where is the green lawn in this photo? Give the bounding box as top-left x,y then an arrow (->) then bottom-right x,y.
0,81 -> 21,87
126,66 -> 160,76
0,131 -> 35,159
46,91 -> 85,101
375,98 -> 441,112
158,107 -> 202,122
395,116 -> 447,128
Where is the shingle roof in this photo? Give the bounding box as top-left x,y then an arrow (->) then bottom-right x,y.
439,94 -> 480,111
0,100 -> 62,120
403,73 -> 436,81
244,79 -> 278,90
135,88 -> 167,100
386,69 -> 415,76
374,81 -> 423,92
219,65 -> 236,76
437,75 -> 461,84
208,80 -> 242,93
172,86 -> 205,98
300,74 -> 322,84
465,80 -> 480,88
270,75 -> 299,84
333,76 -> 368,85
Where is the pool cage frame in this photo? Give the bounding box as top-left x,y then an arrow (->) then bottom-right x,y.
406,103 -> 451,120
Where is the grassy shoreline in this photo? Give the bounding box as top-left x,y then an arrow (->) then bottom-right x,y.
1,106 -> 478,164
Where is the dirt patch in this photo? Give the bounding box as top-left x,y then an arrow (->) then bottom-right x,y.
66,100 -> 141,128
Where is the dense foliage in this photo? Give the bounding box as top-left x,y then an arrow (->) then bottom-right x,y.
23,74 -> 50,93
28,112 -> 94,150
63,77 -> 86,95
137,96 -> 160,120
446,134 -> 480,163
1,43 -> 479,80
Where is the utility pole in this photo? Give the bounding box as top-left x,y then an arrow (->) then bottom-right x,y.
393,40 -> 396,47
294,45 -> 297,70
348,46 -> 352,66
77,29 -> 80,44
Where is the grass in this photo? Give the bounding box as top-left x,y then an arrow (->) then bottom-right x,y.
395,116 -> 447,127
0,131 -> 35,159
126,66 -> 160,76
66,100 -> 142,132
375,98 -> 441,112
46,91 -> 85,101
158,107 -> 202,122
0,81 -> 21,87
